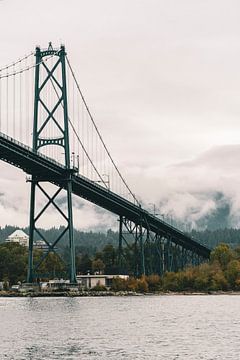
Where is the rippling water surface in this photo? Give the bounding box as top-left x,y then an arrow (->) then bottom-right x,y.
0,295 -> 239,359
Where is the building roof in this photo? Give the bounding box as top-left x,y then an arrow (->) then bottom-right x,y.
8,230 -> 29,239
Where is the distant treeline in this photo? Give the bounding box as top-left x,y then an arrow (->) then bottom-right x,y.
189,228 -> 240,248
2,226 -> 240,255
0,226 -> 119,255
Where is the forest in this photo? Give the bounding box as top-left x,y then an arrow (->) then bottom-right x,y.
1,236 -> 240,292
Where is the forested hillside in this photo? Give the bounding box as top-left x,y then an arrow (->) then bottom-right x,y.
1,226 -> 240,253
0,226 -> 119,255
190,228 -> 240,248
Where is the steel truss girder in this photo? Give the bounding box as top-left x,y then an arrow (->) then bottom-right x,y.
0,130 -> 211,262
118,216 -> 208,277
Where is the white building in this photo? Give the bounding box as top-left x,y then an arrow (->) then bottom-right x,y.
33,240 -> 49,251
5,230 -> 29,247
76,274 -> 129,289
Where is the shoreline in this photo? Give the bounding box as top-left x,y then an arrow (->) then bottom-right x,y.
1,290 -> 240,297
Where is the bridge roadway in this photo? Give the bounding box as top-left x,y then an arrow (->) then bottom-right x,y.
0,132 -> 211,259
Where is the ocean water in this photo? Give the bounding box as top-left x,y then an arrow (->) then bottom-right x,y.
0,295 -> 239,359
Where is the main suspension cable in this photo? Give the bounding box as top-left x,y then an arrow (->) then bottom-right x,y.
0,52 -> 34,73
66,56 -> 140,206
0,52 -> 60,79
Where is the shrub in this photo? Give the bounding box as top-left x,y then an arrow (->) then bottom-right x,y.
145,274 -> 162,292
136,277 -> 149,293
91,281 -> 107,291
162,272 -> 180,291
111,277 -> 128,291
126,277 -> 138,292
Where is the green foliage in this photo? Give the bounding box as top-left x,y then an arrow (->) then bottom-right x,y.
90,281 -> 107,291
190,228 -> 240,248
145,274 -> 162,292
210,243 -> 234,270
101,244 -> 117,274
0,226 -> 120,255
162,272 -> 180,291
76,253 -> 92,274
92,258 -> 105,273
193,263 -> 211,291
111,277 -> 128,291
0,243 -> 28,284
225,260 -> 240,289
38,252 -> 66,277
2,234 -> 240,293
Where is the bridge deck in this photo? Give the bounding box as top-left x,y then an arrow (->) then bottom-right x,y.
0,132 -> 211,258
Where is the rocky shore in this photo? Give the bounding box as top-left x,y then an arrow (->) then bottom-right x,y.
1,290 -> 240,297
0,290 -> 141,297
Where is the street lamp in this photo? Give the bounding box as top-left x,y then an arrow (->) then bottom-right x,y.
71,152 -> 75,168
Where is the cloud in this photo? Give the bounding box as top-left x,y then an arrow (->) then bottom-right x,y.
1,144 -> 240,232
128,144 -> 240,230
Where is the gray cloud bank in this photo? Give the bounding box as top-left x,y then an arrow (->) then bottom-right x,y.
134,145 -> 240,231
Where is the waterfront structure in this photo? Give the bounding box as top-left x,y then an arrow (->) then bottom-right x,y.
33,240 -> 49,251
76,275 -> 129,289
5,230 -> 29,247
43,275 -> 129,290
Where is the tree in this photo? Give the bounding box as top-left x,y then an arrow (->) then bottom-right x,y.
38,252 -> 66,278
225,260 -> 240,289
76,254 -> 92,274
0,243 -> 28,284
102,244 -> 117,274
210,244 -> 233,270
193,263 -> 211,291
92,258 -> 105,274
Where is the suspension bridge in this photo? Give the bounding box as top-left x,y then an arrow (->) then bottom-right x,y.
0,43 -> 210,282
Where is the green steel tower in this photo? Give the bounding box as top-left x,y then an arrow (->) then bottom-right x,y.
27,44 -> 76,283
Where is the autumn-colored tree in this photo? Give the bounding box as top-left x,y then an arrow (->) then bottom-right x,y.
145,274 -> 162,292
162,272 -> 179,291
210,243 -> 234,270
136,276 -> 149,293
224,260 -> 240,289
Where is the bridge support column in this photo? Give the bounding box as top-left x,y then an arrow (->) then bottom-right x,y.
27,44 -> 77,283
27,181 -> 36,283
118,215 -> 124,272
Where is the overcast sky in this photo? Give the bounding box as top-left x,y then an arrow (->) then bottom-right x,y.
1,0 -> 240,231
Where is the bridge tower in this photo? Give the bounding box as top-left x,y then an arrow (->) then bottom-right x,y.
27,44 -> 76,283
